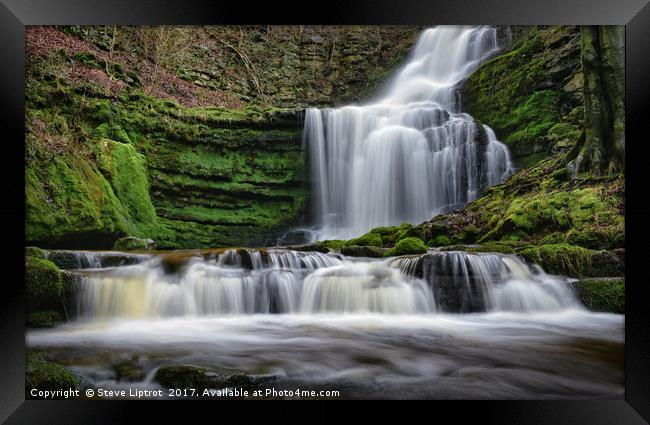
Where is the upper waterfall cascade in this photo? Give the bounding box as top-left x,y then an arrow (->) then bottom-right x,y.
305,26 -> 513,240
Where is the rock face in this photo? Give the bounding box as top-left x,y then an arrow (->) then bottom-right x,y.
25,26 -> 420,249
462,26 -> 583,168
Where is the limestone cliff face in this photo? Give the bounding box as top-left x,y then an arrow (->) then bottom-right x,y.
25,26 -> 420,249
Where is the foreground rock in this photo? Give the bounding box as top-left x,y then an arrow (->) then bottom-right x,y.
574,278 -> 624,314
25,352 -> 80,398
113,237 -> 156,251
155,365 -> 280,391
25,256 -> 64,313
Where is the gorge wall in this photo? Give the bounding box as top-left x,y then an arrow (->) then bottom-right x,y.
25,26 -> 420,249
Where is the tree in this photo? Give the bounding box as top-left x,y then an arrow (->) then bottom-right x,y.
568,26 -> 625,176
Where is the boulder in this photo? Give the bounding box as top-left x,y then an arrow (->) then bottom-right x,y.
341,245 -> 387,258
155,365 -> 279,390
113,237 -> 156,251
384,237 -> 428,257
25,256 -> 64,312
574,278 -> 624,313
26,352 -> 80,398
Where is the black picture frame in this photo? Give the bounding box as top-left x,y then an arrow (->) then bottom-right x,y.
1,0 -> 648,422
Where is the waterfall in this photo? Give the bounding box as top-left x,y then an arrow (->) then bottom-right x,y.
392,252 -> 579,313
66,249 -> 581,319
304,26 -> 514,240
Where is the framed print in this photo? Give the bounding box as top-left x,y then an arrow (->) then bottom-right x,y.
1,0 -> 649,422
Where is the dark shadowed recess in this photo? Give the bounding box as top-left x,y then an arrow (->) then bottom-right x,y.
1,0 -> 649,423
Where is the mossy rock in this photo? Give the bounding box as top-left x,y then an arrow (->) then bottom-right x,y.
26,310 -> 64,328
26,256 -> 64,312
519,243 -> 593,277
384,237 -> 428,257
395,226 -> 427,244
345,231 -> 383,247
155,364 -> 276,390
589,249 -> 624,277
25,246 -> 46,259
459,225 -> 481,243
113,236 -> 156,251
575,278 -> 624,313
319,240 -> 345,251
341,245 -> 387,258
427,235 -> 451,247
26,352 -> 80,398
426,223 -> 450,237
114,359 -> 145,382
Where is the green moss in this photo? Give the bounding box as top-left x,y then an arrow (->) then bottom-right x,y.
341,245 -> 386,258
26,257 -> 64,312
463,26 -> 582,166
25,246 -> 46,259
500,90 -> 559,151
480,183 -> 623,250
459,224 -> 481,243
465,242 -> 516,254
519,243 -> 593,277
384,237 -> 428,257
428,235 -> 451,247
547,122 -> 581,150
345,231 -> 383,247
395,226 -> 426,243
26,310 -> 64,328
576,278 -> 624,313
25,73 -> 308,248
26,351 -> 80,397
321,240 -> 345,251
96,139 -> 164,237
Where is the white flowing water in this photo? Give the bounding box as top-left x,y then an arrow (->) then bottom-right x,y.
28,248 -> 623,399
305,26 -> 513,240
62,249 -> 582,318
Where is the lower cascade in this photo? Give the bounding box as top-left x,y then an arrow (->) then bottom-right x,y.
65,249 -> 582,319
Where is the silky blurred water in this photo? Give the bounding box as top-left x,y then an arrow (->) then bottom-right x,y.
27,249 -> 624,399
27,311 -> 623,399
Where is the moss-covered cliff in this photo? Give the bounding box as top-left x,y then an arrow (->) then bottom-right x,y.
462,26 -> 584,169
318,25 -> 624,280
25,26 -> 420,249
